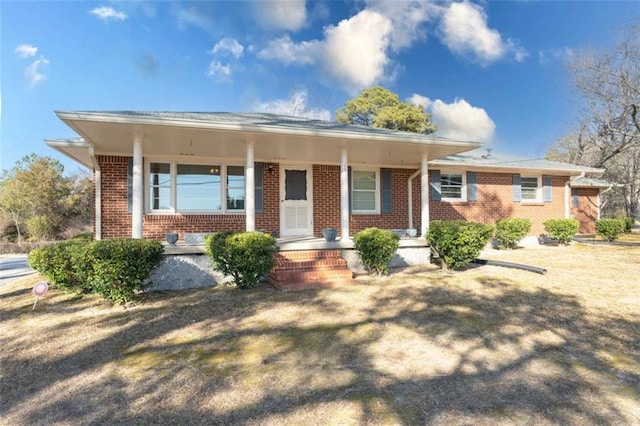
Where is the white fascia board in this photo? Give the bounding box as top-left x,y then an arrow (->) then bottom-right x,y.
428,160 -> 604,176
54,111 -> 482,150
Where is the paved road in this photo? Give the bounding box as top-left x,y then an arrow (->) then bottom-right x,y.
0,255 -> 36,283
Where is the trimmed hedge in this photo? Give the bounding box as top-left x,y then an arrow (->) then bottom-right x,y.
622,217 -> 634,233
28,238 -> 164,303
595,218 -> 626,241
353,227 -> 399,276
205,231 -> 278,289
494,218 -> 532,249
543,218 -> 579,245
426,220 -> 493,270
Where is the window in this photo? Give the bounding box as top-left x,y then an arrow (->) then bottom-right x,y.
177,164 -> 222,211
521,176 -> 540,201
226,166 -> 245,210
149,162 -> 171,210
352,170 -> 377,212
441,173 -> 465,201
146,161 -> 246,213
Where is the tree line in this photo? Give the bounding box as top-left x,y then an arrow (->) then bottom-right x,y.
548,23 -> 639,219
0,154 -> 93,243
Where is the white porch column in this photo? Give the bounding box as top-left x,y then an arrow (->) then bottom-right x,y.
420,153 -> 430,238
340,148 -> 349,240
245,141 -> 255,232
132,134 -> 144,239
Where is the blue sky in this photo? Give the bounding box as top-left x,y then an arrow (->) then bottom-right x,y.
2,0 -> 639,174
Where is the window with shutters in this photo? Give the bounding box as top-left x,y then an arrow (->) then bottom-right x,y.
521,176 -> 541,201
351,169 -> 379,213
441,172 -> 466,202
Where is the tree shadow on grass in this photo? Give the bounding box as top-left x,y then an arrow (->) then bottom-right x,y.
2,273 -> 639,425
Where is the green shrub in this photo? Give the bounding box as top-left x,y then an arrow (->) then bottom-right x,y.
426,220 -> 493,270
25,215 -> 54,242
595,218 -> 626,241
28,239 -> 92,293
543,218 -> 579,245
205,231 -> 278,289
622,217 -> 634,233
85,239 -> 164,303
494,218 -> 532,249
353,228 -> 400,276
28,238 -> 163,303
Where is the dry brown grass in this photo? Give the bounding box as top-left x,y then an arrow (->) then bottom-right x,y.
1,243 -> 639,425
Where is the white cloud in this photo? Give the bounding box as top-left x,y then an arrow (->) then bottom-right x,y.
409,94 -> 495,142
538,47 -> 574,66
90,6 -> 128,21
207,61 -> 232,82
15,44 -> 38,58
254,90 -> 331,120
254,0 -> 307,32
175,5 -> 215,33
258,35 -> 320,65
259,10 -> 393,92
26,56 -> 50,87
322,10 -> 393,92
211,38 -> 244,59
364,0 -> 437,50
437,1 -> 526,66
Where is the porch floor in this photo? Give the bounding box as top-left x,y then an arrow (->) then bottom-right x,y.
162,236 -> 428,255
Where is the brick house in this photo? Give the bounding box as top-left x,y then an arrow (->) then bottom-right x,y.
46,111 -> 606,242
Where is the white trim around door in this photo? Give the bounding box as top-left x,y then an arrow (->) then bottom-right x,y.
280,165 -> 313,237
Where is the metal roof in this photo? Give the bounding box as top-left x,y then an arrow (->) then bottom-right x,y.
570,176 -> 614,188
430,149 -> 604,175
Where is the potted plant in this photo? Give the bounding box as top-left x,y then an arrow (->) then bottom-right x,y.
165,232 -> 179,245
322,227 -> 338,242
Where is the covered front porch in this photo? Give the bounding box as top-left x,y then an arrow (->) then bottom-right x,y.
151,235 -> 430,291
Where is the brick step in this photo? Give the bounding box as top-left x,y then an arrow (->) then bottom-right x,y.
269,267 -> 353,283
275,250 -> 343,262
274,257 -> 349,271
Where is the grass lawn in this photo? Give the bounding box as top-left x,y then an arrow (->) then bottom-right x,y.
1,243 -> 639,425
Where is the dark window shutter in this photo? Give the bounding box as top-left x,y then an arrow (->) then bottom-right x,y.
381,168 -> 392,213
571,188 -> 579,208
348,166 -> 352,213
255,163 -> 264,213
467,172 -> 478,202
127,158 -> 133,213
543,175 -> 552,202
431,170 -> 441,201
512,174 -> 521,202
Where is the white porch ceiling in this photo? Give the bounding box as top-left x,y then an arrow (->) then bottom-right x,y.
49,111 -> 483,169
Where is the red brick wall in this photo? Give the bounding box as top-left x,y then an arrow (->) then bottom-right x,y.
429,172 -> 568,235
98,156 -> 581,240
97,156 -> 279,241
571,188 -> 599,234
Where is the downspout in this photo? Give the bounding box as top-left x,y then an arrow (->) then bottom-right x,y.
407,169 -> 421,229
88,146 -> 102,240
565,172 -> 585,218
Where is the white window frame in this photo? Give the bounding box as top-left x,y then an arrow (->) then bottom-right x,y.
351,168 -> 380,214
441,172 -> 467,202
145,159 -> 246,214
521,176 -> 542,202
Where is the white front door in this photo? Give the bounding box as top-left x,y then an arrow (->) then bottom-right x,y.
280,165 -> 313,237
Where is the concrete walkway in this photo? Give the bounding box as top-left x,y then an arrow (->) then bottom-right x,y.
0,255 -> 36,284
